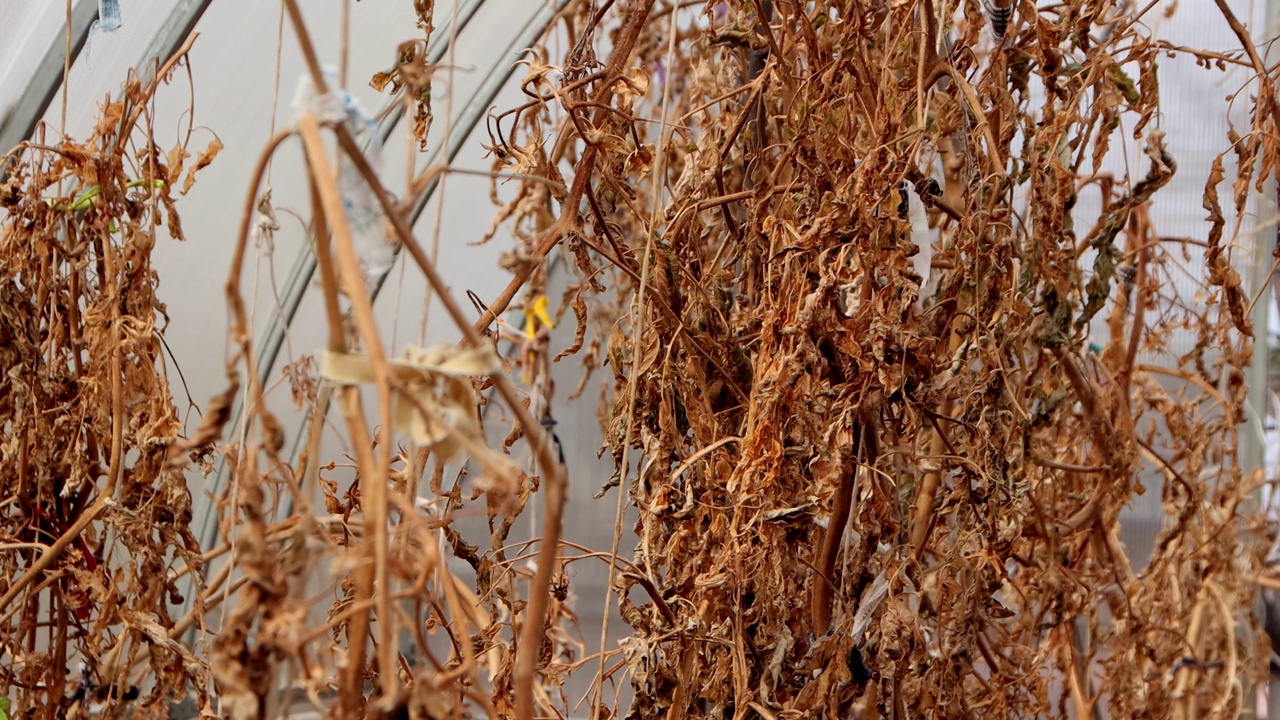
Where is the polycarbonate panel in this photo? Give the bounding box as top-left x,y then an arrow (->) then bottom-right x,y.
0,0 -> 85,131
31,0 -> 179,141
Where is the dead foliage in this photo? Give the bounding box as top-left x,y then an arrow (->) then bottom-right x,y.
0,39 -> 215,717
4,0 -> 1280,719
205,3 -> 569,718
156,0 -> 1280,717
485,1 -> 1280,718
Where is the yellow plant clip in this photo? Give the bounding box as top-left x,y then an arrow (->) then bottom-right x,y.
523,295 -> 554,340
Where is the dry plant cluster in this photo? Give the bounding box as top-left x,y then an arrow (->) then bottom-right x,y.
0,38 -> 217,715
489,0 -> 1280,717
2,0 -> 1280,719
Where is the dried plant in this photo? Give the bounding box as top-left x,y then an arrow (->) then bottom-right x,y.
488,1 -> 1280,718
0,39 -> 216,717
4,0 -> 1280,719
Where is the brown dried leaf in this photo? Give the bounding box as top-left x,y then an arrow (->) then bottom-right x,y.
181,137 -> 222,194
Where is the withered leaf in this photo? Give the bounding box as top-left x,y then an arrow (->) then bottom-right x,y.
181,137 -> 223,194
